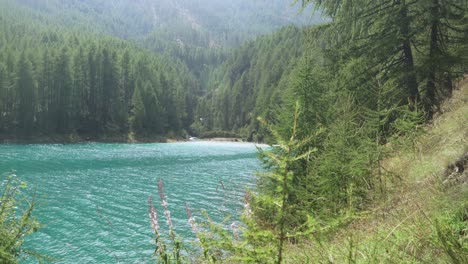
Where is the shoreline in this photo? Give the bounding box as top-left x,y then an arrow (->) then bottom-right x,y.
0,135 -> 258,145
0,134 -> 168,145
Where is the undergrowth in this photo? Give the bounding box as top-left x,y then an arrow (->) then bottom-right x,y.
281,77 -> 468,263
146,80 -> 467,263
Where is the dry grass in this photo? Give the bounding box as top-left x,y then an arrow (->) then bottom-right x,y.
283,78 -> 468,263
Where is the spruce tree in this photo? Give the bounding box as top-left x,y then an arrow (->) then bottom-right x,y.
38,49 -> 53,133
16,52 -> 36,135
0,63 -> 7,133
130,79 -> 146,134
54,47 -> 72,133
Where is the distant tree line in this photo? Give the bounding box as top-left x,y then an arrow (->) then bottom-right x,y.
0,18 -> 200,138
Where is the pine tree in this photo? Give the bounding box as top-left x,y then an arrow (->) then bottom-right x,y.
130,79 -> 146,134
54,47 -> 73,133
160,72 -> 179,133
87,45 -> 99,134
38,49 -> 54,133
0,63 -> 7,133
16,52 -> 36,135
101,47 -> 119,132
3,51 -> 17,133
72,47 -> 88,133
420,0 -> 468,118
120,49 -> 134,133
142,80 -> 165,135
300,0 -> 420,105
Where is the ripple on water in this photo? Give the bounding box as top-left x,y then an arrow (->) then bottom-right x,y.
0,142 -> 261,263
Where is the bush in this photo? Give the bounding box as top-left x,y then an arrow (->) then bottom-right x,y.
0,172 -> 40,263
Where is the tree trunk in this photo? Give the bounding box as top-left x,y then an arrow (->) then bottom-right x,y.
443,72 -> 453,98
425,0 -> 440,119
399,0 -> 420,106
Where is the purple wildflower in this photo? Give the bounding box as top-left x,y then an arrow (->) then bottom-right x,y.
158,179 -> 165,202
185,203 -> 198,233
148,196 -> 160,234
148,195 -> 166,257
158,179 -> 174,230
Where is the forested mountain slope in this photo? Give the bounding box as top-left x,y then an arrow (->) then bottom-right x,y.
0,6 -> 200,140
193,0 -> 468,142
0,0 -> 318,141
191,26 -> 307,139
8,0 -> 320,46
3,0 -> 322,102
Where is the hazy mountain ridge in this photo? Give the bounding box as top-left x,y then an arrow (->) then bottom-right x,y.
10,0 -> 320,46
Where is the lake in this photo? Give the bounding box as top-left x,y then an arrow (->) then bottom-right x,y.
0,142 -> 262,263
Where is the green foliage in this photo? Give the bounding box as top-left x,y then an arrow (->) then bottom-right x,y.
254,109 -> 318,263
0,0 -> 466,262
144,112 -> 322,263
194,26 -> 308,139
244,0 -> 468,235
432,204 -> 468,264
0,6 -> 199,139
15,52 -> 35,135
0,172 -> 40,263
301,0 -> 468,118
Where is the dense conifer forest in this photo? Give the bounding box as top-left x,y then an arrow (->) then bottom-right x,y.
0,0 -> 318,141
1,0 -> 467,263
0,33 -> 198,138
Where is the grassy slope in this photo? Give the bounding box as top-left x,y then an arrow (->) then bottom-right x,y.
285,78 -> 468,263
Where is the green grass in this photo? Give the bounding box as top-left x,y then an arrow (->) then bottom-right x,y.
283,78 -> 468,263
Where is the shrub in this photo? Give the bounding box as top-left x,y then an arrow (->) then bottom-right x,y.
0,172 -> 40,263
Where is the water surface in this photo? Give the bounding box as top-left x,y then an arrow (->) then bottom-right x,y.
0,142 -> 261,263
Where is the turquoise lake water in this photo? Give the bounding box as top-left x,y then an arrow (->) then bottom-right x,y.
0,142 -> 262,263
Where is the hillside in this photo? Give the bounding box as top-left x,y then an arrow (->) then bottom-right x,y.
8,0 -> 321,46
0,5 -> 202,140
284,77 -> 468,263
3,0 -> 323,104
0,0 -> 318,141
0,0 -> 313,141
191,26 -> 307,137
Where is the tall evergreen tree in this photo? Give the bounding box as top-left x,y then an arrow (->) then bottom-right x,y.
72,47 -> 88,132
142,80 -> 166,135
120,49 -> 134,133
420,0 -> 468,118
101,48 -> 118,132
0,63 -> 7,133
53,47 -> 73,133
130,79 -> 146,134
16,52 -> 36,135
38,49 -> 54,133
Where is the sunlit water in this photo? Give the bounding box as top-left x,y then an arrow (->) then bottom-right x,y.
0,142 -> 262,263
